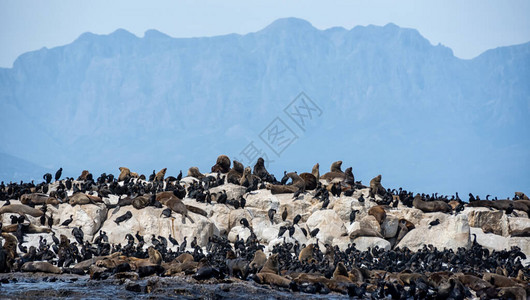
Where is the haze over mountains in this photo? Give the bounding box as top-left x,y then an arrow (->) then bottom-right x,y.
0,18 -> 529,197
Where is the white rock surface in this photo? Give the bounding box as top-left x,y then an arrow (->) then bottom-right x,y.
305,209 -> 347,245
352,237 -> 391,251
396,214 -> 470,251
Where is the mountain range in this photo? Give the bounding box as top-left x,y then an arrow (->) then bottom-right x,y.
1,18 -> 529,197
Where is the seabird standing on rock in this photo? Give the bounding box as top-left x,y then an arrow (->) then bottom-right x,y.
55,168 -> 63,181
282,208 -> 288,222
268,209 -> 276,224
61,215 -> 73,227
429,219 -> 440,228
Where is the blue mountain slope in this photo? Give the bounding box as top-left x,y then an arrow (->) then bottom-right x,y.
0,18 -> 528,197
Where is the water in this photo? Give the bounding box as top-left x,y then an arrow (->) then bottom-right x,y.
0,274 -> 351,299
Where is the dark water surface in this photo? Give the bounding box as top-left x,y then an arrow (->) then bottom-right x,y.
0,273 -> 351,299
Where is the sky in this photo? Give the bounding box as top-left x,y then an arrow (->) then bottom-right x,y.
1,0 -> 530,68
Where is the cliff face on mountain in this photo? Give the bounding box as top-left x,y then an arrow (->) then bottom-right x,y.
1,18 -> 529,196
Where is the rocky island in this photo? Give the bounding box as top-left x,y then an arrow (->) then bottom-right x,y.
0,155 -> 528,299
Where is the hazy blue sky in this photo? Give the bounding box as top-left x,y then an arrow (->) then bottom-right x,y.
1,0 -> 529,68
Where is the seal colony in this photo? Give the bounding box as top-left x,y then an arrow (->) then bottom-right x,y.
0,155 -> 529,299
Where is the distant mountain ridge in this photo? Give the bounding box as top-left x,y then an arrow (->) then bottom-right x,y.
0,18 -> 529,196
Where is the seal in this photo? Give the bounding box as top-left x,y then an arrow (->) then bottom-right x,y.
249,249 -> 267,272
0,204 -> 44,217
298,244 -> 315,263
211,155 -> 231,173
349,226 -> 383,239
20,193 -> 59,206
118,167 -> 131,181
21,261 -> 62,274
515,192 -> 529,200
252,157 -> 275,182
226,160 -> 244,184
161,196 -> 195,223
330,161 -> 343,173
299,163 -> 319,190
2,224 -> 52,234
320,161 -> 347,181
368,205 -> 387,224
267,172 -> 306,194
187,167 -> 205,180
154,168 -> 167,182
368,175 -> 386,198
260,253 -> 279,274
78,170 -> 91,181
412,194 -> 452,213
240,166 -> 260,186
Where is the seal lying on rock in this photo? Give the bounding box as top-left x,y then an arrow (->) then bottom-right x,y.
2,223 -> 51,234
467,200 -> 529,216
159,196 -> 195,223
21,261 -> 62,274
412,194 -> 452,213
20,193 -> 59,205
267,172 -> 306,194
0,204 -> 44,217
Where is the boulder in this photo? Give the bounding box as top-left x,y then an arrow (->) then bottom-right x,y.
352,237 -> 391,251
466,207 -> 508,236
54,203 -> 107,241
507,217 -> 530,236
396,213 -> 470,251
305,209 -> 347,245
470,227 -> 509,252
209,183 -> 246,202
227,225 -> 252,243
98,206 -> 214,247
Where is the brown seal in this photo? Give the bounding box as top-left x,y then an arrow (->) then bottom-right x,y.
118,167 -> 131,181
132,194 -> 152,209
412,194 -> 452,213
0,204 -> 44,217
2,224 -> 51,234
249,249 -> 267,272
1,233 -> 17,271
154,168 -> 167,181
368,205 -> 387,224
330,161 -> 343,173
253,272 -> 294,289
368,175 -> 386,198
267,172 -> 306,194
187,167 -> 205,180
350,226 -> 383,239
320,161 -> 347,181
20,193 -> 59,206
211,155 -> 231,173
240,166 -> 261,186
298,244 -> 315,263
252,157 -> 271,180
260,253 -> 279,274
226,160 -> 244,184
515,191 -> 529,200
21,261 -> 62,274
299,163 -> 320,190
163,196 -> 194,223
78,170 -> 91,181
299,173 -> 317,190
332,262 -> 353,283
